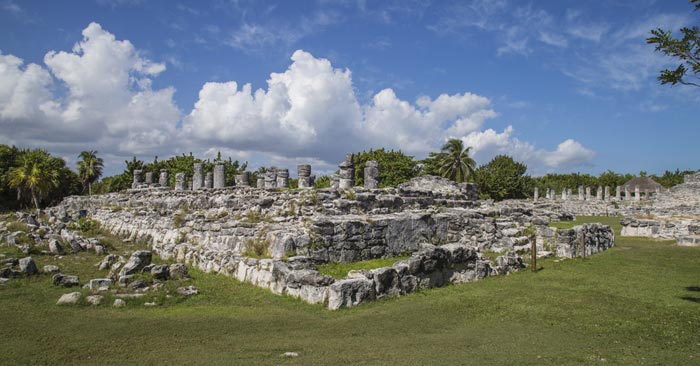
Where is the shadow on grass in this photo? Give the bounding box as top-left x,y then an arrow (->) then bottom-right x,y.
680,286 -> 700,303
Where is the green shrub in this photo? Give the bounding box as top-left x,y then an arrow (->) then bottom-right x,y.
6,221 -> 29,232
67,218 -> 102,237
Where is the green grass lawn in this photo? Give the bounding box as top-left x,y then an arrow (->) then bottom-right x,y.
1,216 -> 699,365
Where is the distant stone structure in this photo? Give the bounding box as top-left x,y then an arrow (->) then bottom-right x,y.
132,170 -> 143,189
204,172 -> 213,189
175,173 -> 186,191
234,172 -> 250,187
144,172 -> 154,185
265,168 -> 277,189
213,163 -> 225,189
276,169 -> 289,188
159,170 -> 169,187
364,161 -> 379,189
330,174 -> 339,189
298,165 -> 312,189
193,163 -> 204,190
338,154 -> 354,189
256,176 -> 265,189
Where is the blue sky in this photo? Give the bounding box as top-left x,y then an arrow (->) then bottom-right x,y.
0,0 -> 698,177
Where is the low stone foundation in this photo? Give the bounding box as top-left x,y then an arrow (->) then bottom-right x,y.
620,216 -> 700,245
161,239 -> 523,309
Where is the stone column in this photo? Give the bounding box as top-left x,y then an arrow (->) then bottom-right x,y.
276,169 -> 289,188
175,173 -> 186,191
596,186 -> 603,200
193,163 -> 204,190
567,188 -> 572,198
578,186 -> 584,200
330,174 -> 340,190
264,168 -> 277,189
213,163 -> 225,188
604,186 -> 610,201
561,189 -> 567,201
235,171 -> 250,187
615,186 -> 621,201
205,172 -> 213,189
144,172 -> 154,185
256,177 -> 265,189
364,160 -> 379,189
297,164 -> 311,189
159,169 -> 169,187
533,187 -> 539,202
624,187 -> 630,201
338,154 -> 355,189
585,186 -> 591,201
132,170 -> 143,189
634,185 -> 640,201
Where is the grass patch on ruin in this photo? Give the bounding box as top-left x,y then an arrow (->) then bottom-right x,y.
317,256 -> 411,279
549,215 -> 623,232
1,216 -> 699,365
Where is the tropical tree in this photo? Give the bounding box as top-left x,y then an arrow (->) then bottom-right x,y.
647,0 -> 700,88
473,155 -> 530,201
436,139 -> 476,183
8,149 -> 60,211
352,148 -> 420,187
77,150 -> 104,195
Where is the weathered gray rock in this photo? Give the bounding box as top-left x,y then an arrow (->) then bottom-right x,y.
119,251 -> 152,277
371,267 -> 401,298
88,278 -> 113,291
52,273 -> 80,287
113,299 -> 126,308
57,292 -> 81,305
86,295 -> 103,305
97,254 -> 118,271
327,278 -> 376,310
169,263 -> 188,279
177,286 -> 199,297
43,265 -> 60,273
150,264 -> 170,280
19,257 -> 38,275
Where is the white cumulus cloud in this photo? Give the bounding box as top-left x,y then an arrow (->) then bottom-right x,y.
0,23 -> 596,176
0,22 -> 180,158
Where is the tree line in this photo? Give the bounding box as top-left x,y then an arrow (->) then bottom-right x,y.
1,142 -> 696,210
0,145 -> 101,211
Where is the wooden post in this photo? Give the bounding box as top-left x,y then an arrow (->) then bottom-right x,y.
531,233 -> 537,272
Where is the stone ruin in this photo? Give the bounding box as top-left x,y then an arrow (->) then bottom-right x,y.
52,155 -> 618,309
531,172 -> 700,246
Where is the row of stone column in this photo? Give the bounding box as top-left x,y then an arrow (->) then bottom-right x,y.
329,154 -> 379,190
132,169 -> 170,189
133,154 -> 381,191
534,185 -> 661,202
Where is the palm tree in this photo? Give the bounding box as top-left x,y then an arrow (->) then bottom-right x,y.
8,150 -> 60,211
437,139 -> 476,183
77,150 -> 104,195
